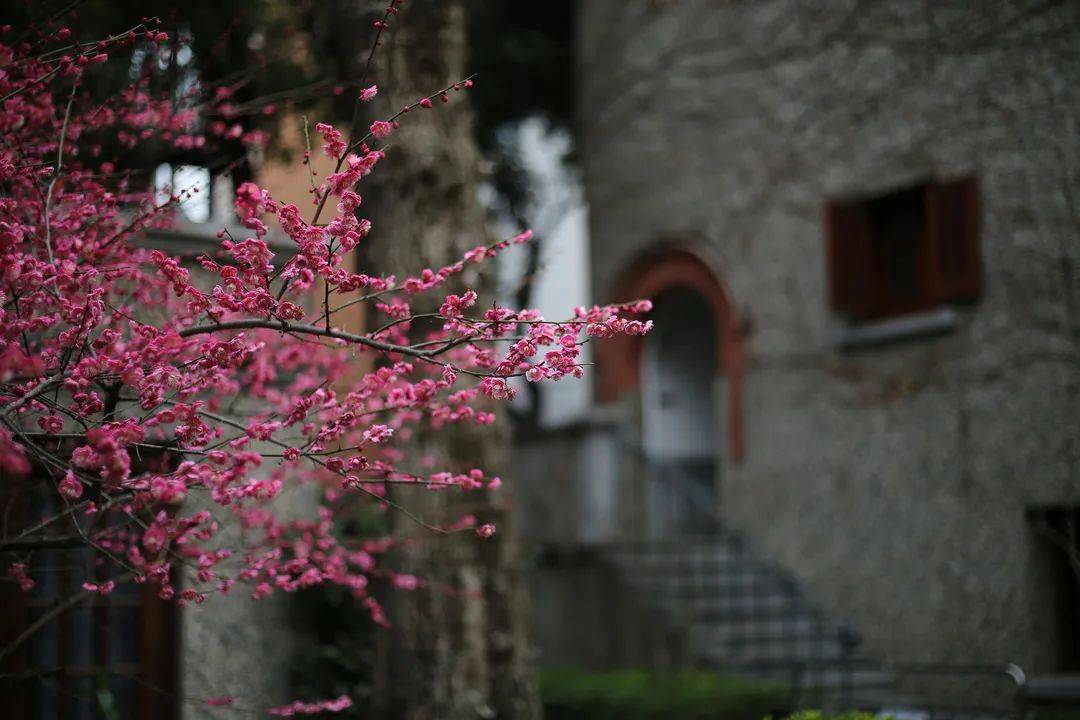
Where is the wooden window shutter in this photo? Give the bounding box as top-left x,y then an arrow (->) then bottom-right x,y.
139,580 -> 178,719
825,200 -> 875,319
929,177 -> 981,303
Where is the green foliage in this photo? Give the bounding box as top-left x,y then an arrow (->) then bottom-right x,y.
539,668 -> 788,720
782,712 -> 880,720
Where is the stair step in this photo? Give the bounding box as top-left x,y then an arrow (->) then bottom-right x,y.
724,655 -> 885,674
685,594 -> 810,614
606,559 -> 760,577
689,616 -> 845,641
617,568 -> 797,586
601,537 -> 744,553
735,666 -> 896,693
716,644 -> 857,665
605,546 -> 750,566
617,571 -> 797,591
599,538 -> 897,703
694,606 -> 827,623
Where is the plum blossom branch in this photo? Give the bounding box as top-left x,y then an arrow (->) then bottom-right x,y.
0,8 -> 653,708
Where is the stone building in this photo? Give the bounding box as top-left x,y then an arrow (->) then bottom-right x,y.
519,0 -> 1080,711
0,146 -> 325,720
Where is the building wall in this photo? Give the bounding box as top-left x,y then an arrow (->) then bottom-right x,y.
577,0 -> 1080,673
180,591 -> 294,717
161,148 -> 317,716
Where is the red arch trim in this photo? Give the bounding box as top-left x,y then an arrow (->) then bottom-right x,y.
598,246 -> 745,462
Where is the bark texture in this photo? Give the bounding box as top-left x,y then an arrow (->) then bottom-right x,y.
347,2 -> 540,718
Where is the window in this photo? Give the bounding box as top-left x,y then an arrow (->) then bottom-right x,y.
825,177 -> 980,323
154,163 -> 213,224
1,470 -> 178,719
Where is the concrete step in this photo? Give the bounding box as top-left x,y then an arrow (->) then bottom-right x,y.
711,640 -> 862,665
691,604 -> 825,626
724,655 -> 887,680
734,665 -> 897,694
616,574 -> 803,607
689,614 -> 845,643
605,556 -> 759,577
637,595 -> 808,623
600,537 -> 898,705
684,593 -> 811,616
694,640 -> 854,667
604,540 -> 751,566
617,566 -> 798,587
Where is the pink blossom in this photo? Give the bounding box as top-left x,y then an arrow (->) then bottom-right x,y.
442,364 -> 457,385
369,120 -> 393,139
38,415 -> 64,434
268,695 -> 353,717
314,122 -> 346,158
439,290 -> 477,318
479,377 -> 516,401
363,424 -> 394,444
393,573 -> 419,590
82,581 -> 115,596
0,27 -> 651,655
142,523 -> 168,555
58,470 -> 83,500
9,562 -> 34,592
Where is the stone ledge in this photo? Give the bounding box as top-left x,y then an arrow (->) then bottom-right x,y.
834,307 -> 959,351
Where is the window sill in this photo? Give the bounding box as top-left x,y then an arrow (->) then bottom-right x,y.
834,307 -> 959,350
139,221 -> 296,256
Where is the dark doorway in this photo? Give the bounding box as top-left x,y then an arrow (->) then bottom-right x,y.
1030,506 -> 1080,672
641,287 -> 719,538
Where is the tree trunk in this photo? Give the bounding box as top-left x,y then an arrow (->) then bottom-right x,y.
343,2 -> 540,718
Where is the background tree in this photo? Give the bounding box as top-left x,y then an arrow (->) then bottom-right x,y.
293,1 -> 545,717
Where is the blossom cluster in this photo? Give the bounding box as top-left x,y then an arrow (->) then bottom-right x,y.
0,7 -> 652,713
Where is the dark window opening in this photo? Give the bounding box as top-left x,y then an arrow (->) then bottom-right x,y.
1,469 -> 178,720
1029,506 -> 1080,672
870,185 -> 925,307
825,177 -> 981,322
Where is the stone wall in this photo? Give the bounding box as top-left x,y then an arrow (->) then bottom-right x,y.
528,546 -> 688,670
180,591 -> 294,717
176,430 -> 309,717
577,0 -> 1080,675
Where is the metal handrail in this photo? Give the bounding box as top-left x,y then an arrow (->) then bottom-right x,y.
770,658 -> 1027,715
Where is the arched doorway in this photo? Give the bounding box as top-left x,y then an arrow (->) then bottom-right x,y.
598,243 -> 745,539
642,287 -> 720,537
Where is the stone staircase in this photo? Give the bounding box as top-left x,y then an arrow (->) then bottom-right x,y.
603,535 -> 902,710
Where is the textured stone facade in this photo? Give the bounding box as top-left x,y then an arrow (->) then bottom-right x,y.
576,0 -> 1080,676
180,591 -> 294,717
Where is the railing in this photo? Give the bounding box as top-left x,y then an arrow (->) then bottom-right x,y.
786,660 -> 1027,717
598,437 -> 1045,718
641,458 -> 719,538
598,529 -> 1038,718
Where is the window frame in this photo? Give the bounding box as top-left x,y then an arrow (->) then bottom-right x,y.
824,176 -> 981,330
1,465 -> 179,720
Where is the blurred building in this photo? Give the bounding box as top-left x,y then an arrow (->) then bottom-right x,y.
1,138 -> 335,720
518,0 -> 1080,712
